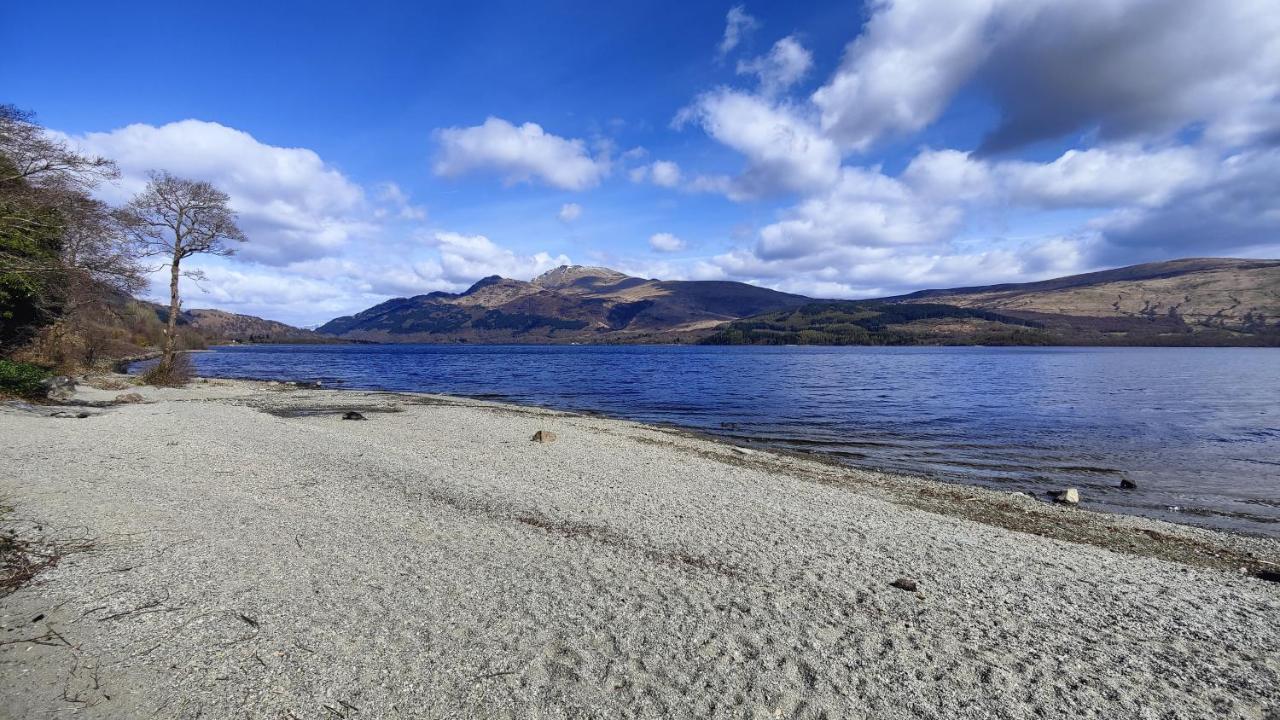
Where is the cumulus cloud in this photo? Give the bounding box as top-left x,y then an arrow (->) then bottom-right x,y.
429,231 -> 571,284
648,232 -> 686,253
903,145 -> 1213,208
433,117 -> 609,190
1091,147 -> 1280,262
737,36 -> 813,96
675,89 -> 840,199
811,0 -> 1280,153
812,0 -> 1000,152
630,160 -> 682,188
718,5 -> 759,56
558,202 -> 583,222
375,182 -> 427,221
71,120 -> 370,266
754,167 -> 960,262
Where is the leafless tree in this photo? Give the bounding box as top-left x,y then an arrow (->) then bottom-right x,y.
1,105 -> 142,356
0,105 -> 117,192
120,172 -> 246,374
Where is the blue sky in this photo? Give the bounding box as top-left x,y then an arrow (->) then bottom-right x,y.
3,0 -> 1278,325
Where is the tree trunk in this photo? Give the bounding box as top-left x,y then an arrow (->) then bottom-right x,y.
162,250 -> 182,369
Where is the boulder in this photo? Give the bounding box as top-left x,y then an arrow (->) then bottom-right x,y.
1119,478 -> 1138,490
114,393 -> 144,404
1054,488 -> 1080,505
342,411 -> 366,420
40,375 -> 76,402
531,430 -> 558,443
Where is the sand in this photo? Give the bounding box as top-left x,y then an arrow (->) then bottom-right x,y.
1,377 -> 1277,719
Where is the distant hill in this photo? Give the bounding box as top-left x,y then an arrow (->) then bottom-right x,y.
705,258 -> 1280,347
889,258 -> 1280,330
146,303 -> 325,344
316,265 -> 811,343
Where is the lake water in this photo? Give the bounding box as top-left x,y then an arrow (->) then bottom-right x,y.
174,344 -> 1280,537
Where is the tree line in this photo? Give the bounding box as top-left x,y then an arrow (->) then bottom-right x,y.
0,105 -> 247,385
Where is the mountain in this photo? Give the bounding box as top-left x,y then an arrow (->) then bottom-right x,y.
889,258 -> 1280,330
316,265 -> 810,343
177,308 -> 324,344
142,302 -> 323,344
704,258 -> 1280,347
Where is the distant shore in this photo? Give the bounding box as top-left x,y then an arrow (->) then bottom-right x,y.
1,377 -> 1278,718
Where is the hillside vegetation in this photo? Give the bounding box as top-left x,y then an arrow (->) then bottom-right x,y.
703,303 -> 1054,346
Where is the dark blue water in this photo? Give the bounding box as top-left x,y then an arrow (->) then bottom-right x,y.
174,344 -> 1280,537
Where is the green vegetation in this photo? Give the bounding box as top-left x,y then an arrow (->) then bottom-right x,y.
0,358 -> 50,397
703,302 -> 1055,346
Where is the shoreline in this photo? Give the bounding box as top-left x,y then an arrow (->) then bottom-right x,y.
2,376 -> 1278,717
133,352 -> 1280,542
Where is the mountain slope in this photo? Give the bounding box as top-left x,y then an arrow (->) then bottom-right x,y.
889,258 -> 1280,332
706,258 -> 1280,347
317,265 -> 810,343
144,302 -> 323,344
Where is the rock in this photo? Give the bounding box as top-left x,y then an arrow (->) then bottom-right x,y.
114,393 -> 144,404
342,411 -> 366,420
732,446 -> 754,455
1119,478 -> 1137,489
40,375 -> 76,402
1054,488 -> 1080,505
50,411 -> 89,419
531,430 -> 557,443
292,381 -> 323,389
890,577 -> 918,592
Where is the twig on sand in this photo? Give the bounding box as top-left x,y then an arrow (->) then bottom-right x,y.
467,670 -> 517,683
0,632 -> 62,648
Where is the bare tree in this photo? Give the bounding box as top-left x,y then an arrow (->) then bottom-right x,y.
0,105 -> 117,193
1,105 -> 140,355
120,172 -> 246,375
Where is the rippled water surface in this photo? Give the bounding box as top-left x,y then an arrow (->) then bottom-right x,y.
180,344 -> 1280,536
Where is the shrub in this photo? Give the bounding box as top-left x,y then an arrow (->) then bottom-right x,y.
0,359 -> 51,398
140,352 -> 193,387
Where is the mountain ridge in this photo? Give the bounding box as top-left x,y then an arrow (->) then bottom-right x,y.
315,257 -> 1280,346
316,266 -> 810,343
705,258 -> 1280,346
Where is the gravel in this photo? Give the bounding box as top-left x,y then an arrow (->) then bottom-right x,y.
1,377 -> 1277,719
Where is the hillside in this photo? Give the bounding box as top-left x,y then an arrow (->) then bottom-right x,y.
316,265 -> 810,343
168,307 -> 323,344
705,258 -> 1280,347
890,258 -> 1280,333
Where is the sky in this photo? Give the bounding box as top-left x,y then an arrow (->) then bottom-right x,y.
3,0 -> 1279,326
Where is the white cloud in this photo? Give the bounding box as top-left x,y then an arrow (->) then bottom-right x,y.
375,182 -> 427,221
754,166 -> 960,262
719,5 -> 759,56
433,117 -> 609,190
429,231 -> 571,284
999,146 -> 1210,208
737,36 -> 813,96
630,160 -> 682,188
649,160 -> 682,188
71,120 -> 370,266
903,145 -> 1213,208
558,202 -> 583,222
675,89 -> 840,200
648,232 -> 686,253
812,0 -> 1001,151
811,0 -> 1280,153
